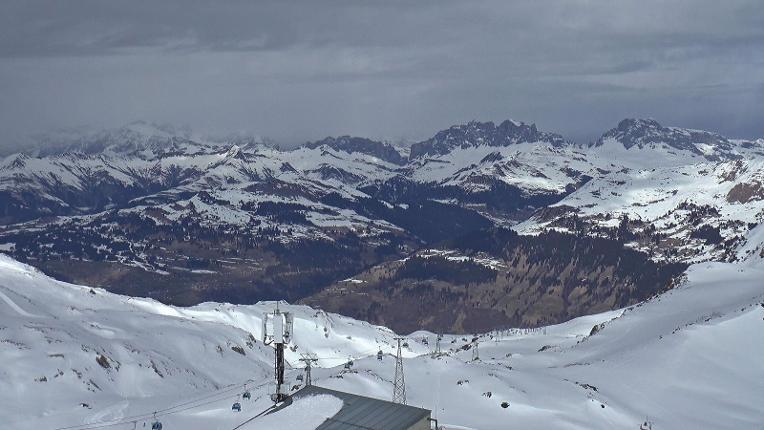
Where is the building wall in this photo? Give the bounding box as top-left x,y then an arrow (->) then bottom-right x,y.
407,414 -> 432,430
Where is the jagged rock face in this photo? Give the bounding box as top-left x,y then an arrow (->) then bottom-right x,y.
409,120 -> 567,159
595,118 -> 741,161
304,136 -> 407,165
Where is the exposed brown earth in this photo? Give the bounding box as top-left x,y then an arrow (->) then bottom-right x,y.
726,181 -> 764,204
303,229 -> 686,334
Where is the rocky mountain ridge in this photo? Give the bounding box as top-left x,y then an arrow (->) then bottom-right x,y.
409,119 -> 568,158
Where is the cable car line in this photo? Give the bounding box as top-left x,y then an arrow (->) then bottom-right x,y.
60,346 -> 391,430
54,379 -> 269,430
57,389 -> 244,430
69,392 -> 243,430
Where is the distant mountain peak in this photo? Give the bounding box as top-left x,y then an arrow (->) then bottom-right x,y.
618,117 -> 662,129
595,118 -> 744,161
303,135 -> 407,165
597,118 -> 669,149
409,119 -> 566,159
223,144 -> 241,158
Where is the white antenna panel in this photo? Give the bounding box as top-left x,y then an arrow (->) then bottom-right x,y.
273,313 -> 285,343
284,312 -> 294,344
262,312 -> 270,342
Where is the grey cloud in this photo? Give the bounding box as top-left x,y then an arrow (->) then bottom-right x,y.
0,0 -> 762,149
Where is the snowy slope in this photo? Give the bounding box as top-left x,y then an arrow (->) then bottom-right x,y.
1,253 -> 762,429
408,141 -> 600,194
309,262 -> 764,430
0,254 -> 425,430
0,255 -> 272,430
591,118 -> 764,166
517,158 -> 764,263
517,120 -> 764,263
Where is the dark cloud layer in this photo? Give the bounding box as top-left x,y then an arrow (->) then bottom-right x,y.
1,0 -> 762,148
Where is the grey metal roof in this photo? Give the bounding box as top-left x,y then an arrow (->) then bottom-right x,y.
291,385 -> 431,430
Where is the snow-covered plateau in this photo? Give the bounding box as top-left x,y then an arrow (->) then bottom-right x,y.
1,253 -> 762,429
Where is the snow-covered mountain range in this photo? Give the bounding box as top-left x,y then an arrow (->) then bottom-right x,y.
1,118 -> 763,332
2,117 -> 764,428
519,119 -> 764,264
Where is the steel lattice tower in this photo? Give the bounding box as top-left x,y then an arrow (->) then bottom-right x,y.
392,337 -> 406,405
299,353 -> 317,386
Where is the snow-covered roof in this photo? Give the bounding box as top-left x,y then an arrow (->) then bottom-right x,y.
290,385 -> 431,430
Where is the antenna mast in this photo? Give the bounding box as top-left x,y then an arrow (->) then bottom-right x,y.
392,337 -> 406,405
263,302 -> 294,403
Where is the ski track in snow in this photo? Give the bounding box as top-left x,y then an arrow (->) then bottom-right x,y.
85,400 -> 129,425
0,285 -> 39,318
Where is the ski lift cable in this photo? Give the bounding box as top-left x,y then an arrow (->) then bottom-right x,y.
308,347 -> 394,360
151,381 -> 269,418
309,337 -> 429,361
54,344 -> 415,430
56,388 -> 247,430
58,384 -> 269,430
66,392 -> 244,430
54,385 -> 242,430
54,379 -> 269,430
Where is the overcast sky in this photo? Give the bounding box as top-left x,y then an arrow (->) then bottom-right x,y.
1,0 -> 763,149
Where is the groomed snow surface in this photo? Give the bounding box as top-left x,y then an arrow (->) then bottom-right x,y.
0,254 -> 762,429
